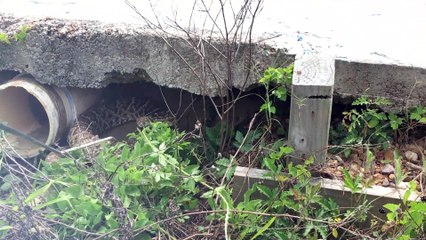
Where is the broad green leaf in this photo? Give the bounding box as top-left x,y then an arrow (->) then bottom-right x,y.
0,33 -> 10,44
352,96 -> 369,106
154,173 -> 161,182
280,146 -> 294,155
260,103 -> 269,112
273,232 -> 287,240
0,182 -> 11,191
303,221 -> 315,237
105,213 -> 118,228
34,193 -> 73,210
225,165 -> 236,182
250,217 -> 276,240
158,154 -> 167,166
304,155 -> 314,165
121,145 -> 130,161
342,169 -> 361,193
383,203 -> 400,220
397,236 -> 412,240
368,118 -> 379,128
165,154 -> 179,165
78,199 -> 102,216
403,181 -> 416,204
159,142 -> 167,151
215,158 -> 230,167
263,158 -> 276,172
215,186 -> 233,208
135,233 -> 152,240
14,25 -> 30,42
184,164 -> 200,175
64,185 -> 82,198
24,181 -> 53,204
256,185 -> 273,199
182,179 -> 196,192
201,190 -> 214,199
235,131 -> 244,144
125,185 -> 141,197
272,87 -> 287,101
409,202 -> 426,212
93,211 -> 103,226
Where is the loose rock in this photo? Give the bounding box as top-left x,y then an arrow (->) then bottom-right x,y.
350,163 -> 359,172
382,177 -> 390,187
404,150 -> 418,163
334,155 -> 344,164
383,149 -> 394,161
381,163 -> 395,174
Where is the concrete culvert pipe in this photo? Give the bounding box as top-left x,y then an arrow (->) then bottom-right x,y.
0,74 -> 101,158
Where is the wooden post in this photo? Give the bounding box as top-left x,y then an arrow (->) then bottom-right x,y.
288,54 -> 335,164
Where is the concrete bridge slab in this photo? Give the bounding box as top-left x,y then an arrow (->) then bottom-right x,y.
0,0 -> 425,109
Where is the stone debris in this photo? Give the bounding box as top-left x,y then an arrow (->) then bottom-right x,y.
381,164 -> 395,175
382,177 -> 390,187
404,150 -> 418,163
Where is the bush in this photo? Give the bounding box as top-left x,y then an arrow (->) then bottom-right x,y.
0,122 -> 203,239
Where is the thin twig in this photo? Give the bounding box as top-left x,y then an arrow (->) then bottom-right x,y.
62,136 -> 114,153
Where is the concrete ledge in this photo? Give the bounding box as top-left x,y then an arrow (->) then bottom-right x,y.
1,13 -> 425,109
0,14 -> 291,96
335,61 -> 426,110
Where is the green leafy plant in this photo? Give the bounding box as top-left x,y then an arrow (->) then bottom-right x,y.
233,129 -> 262,154
14,25 -> 31,43
341,169 -> 362,193
258,64 -> 293,129
342,96 -> 394,145
409,105 -> 426,123
0,25 -> 32,45
0,33 -> 10,44
364,144 -> 375,175
0,122 -> 203,239
228,159 -> 342,240
338,97 -> 425,146
205,123 -> 234,157
262,144 -> 294,176
393,150 -> 408,186
382,182 -> 426,239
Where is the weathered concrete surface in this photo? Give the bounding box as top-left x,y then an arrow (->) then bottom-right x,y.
0,0 -> 425,109
335,61 -> 426,109
1,0 -> 425,68
0,14 -> 291,96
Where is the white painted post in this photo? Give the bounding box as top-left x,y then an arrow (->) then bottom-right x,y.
288,54 -> 335,164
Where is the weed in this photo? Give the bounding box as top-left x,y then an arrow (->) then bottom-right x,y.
0,33 -> 10,44
14,25 -> 31,43
258,65 -> 293,129
0,122 -> 203,239
0,25 -> 32,45
393,150 -> 408,186
341,169 -> 362,193
331,96 -> 426,159
409,105 -> 426,123
342,96 -> 393,145
382,182 -> 426,239
233,129 -> 262,154
364,144 -> 375,175
228,159 -> 342,239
